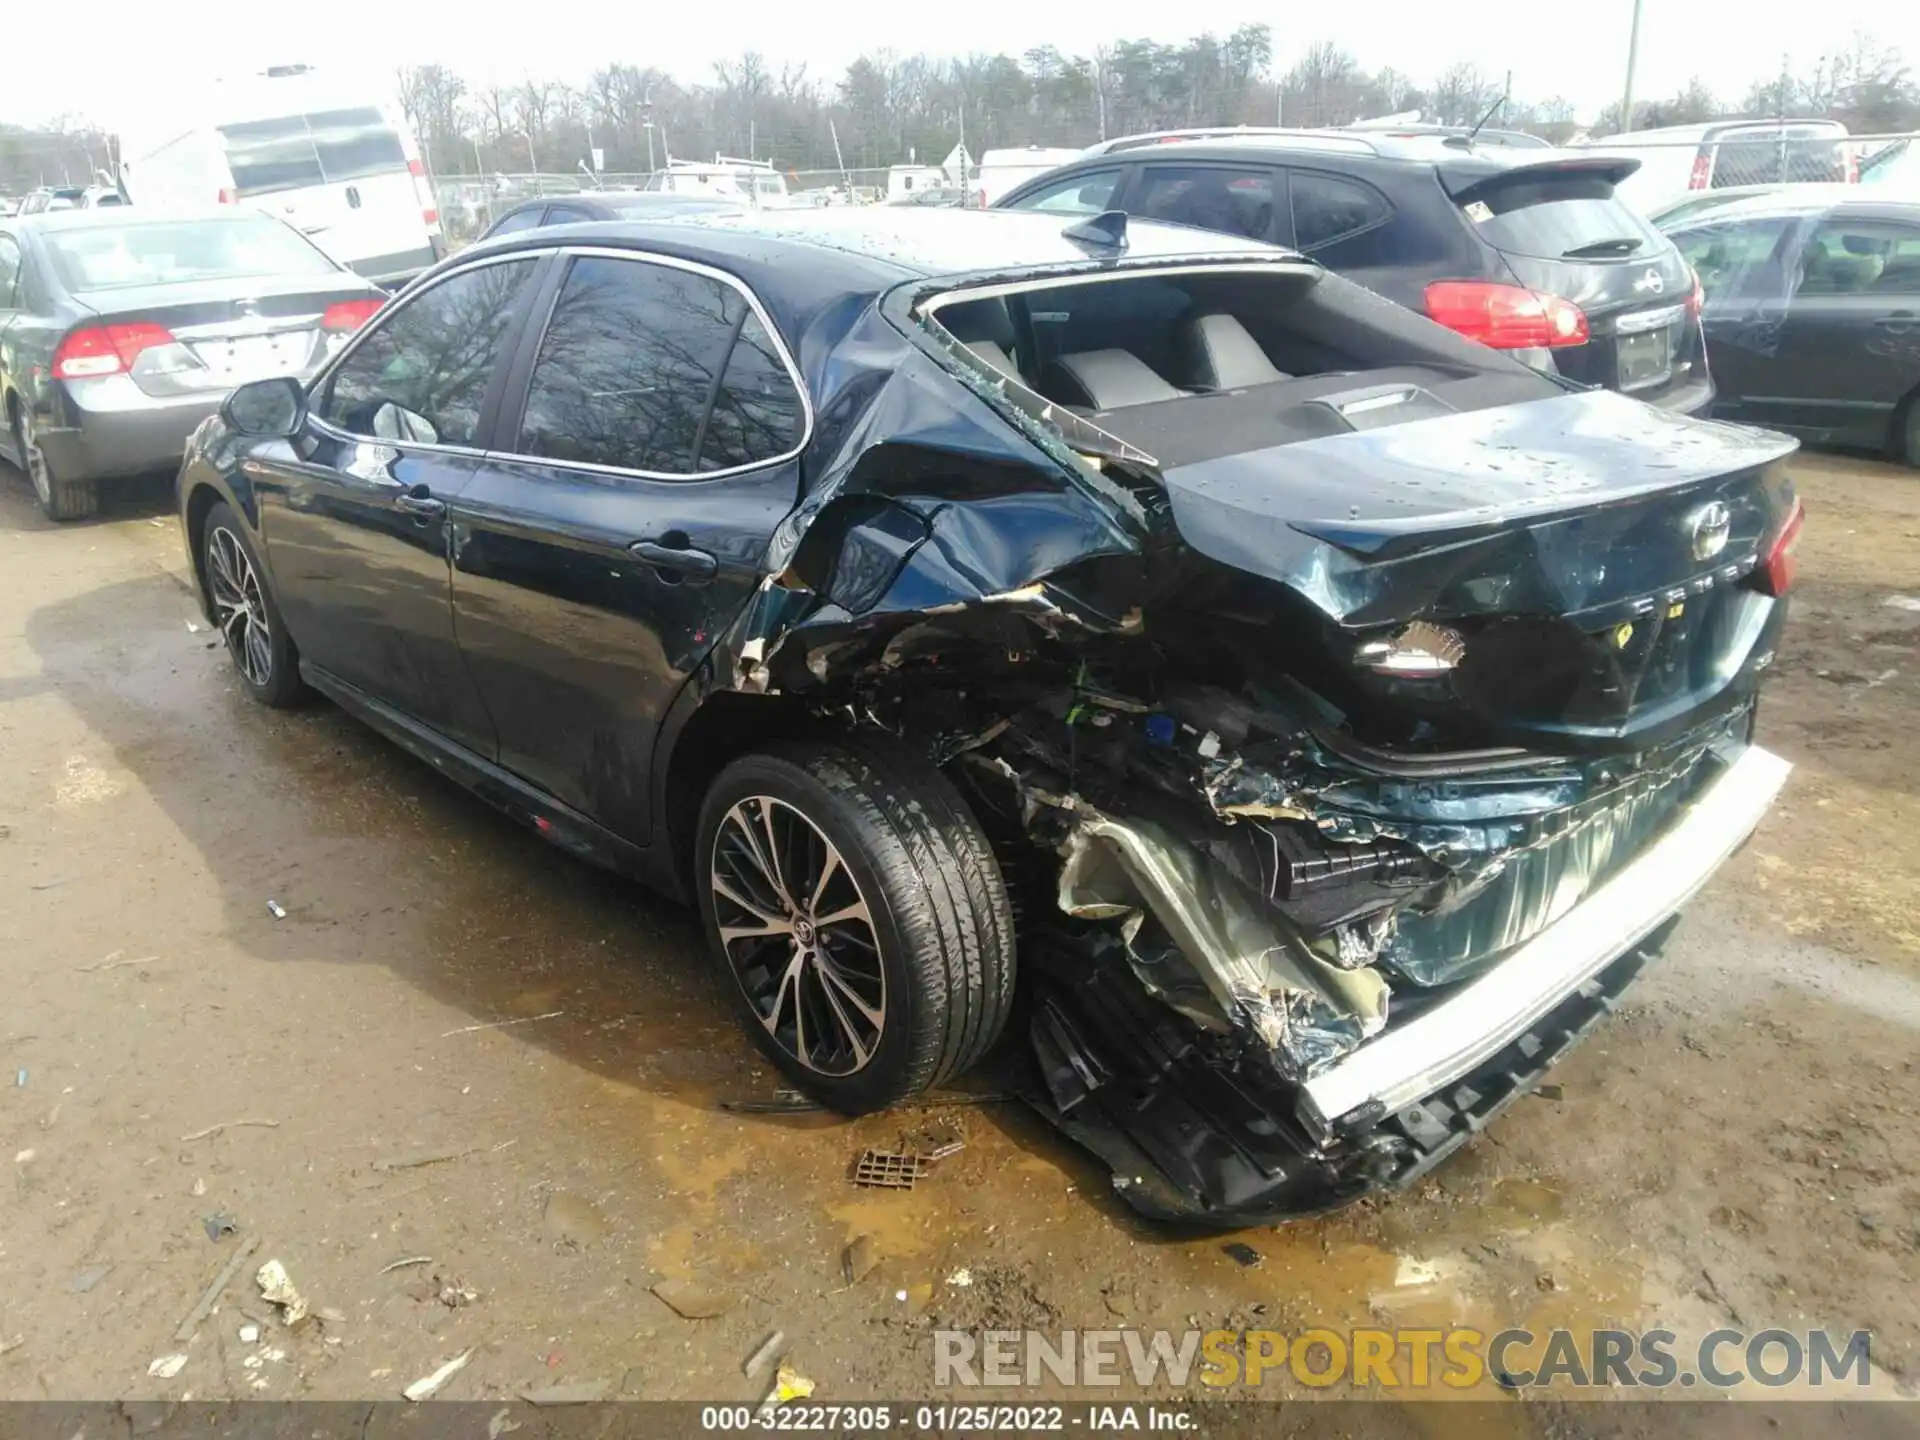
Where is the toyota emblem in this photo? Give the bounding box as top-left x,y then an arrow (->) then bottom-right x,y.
1634,268 -> 1666,295
1689,501 -> 1731,561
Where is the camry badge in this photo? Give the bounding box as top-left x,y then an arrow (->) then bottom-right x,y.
1689,500 -> 1732,561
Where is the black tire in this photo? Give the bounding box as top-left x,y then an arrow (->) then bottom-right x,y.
13,406 -> 97,522
201,501 -> 308,708
695,737 -> 1016,1114
1898,390 -> 1920,468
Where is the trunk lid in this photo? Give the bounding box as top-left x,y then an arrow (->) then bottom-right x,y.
1142,388 -> 1799,748
72,275 -> 377,395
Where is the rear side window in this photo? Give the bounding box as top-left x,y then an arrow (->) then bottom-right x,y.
307,108 -> 408,182
1671,218 -> 1791,301
1289,172 -> 1390,250
1007,170 -> 1122,215
1467,173 -> 1661,260
220,117 -> 325,196
485,207 -> 546,237
319,258 -> 538,446
544,205 -> 596,224
515,256 -> 802,476
1134,167 -> 1276,241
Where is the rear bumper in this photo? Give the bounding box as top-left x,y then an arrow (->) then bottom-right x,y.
1643,373 -> 1716,417
1026,743 -> 1790,1225
1299,743 -> 1790,1140
37,384 -> 223,483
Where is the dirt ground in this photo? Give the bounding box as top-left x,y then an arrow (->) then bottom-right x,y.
1,447 -> 1918,1422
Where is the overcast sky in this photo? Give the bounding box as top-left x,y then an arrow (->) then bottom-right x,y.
11,0 -> 1913,133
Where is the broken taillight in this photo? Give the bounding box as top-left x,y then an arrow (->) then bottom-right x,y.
1754,498 -> 1804,597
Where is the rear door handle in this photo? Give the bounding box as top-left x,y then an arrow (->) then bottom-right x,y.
630,539 -> 719,581
1876,312 -> 1916,331
394,485 -> 445,519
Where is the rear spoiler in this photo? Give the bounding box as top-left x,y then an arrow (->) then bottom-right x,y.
1441,154 -> 1642,203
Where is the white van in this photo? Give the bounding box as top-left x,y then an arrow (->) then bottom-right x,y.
119,67 -> 444,288
642,158 -> 791,206
1583,119 -> 1856,214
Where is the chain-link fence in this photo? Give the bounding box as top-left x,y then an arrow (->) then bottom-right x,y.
1575,128 -> 1917,193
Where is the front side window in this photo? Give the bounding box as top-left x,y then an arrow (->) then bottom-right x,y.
1795,219 -> 1920,297
1133,166 -> 1276,241
1008,169 -> 1122,215
319,258 -> 538,446
516,256 -> 802,475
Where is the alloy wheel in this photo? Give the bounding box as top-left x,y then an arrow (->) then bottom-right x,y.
18,413 -> 51,509
710,795 -> 885,1076
206,526 -> 274,688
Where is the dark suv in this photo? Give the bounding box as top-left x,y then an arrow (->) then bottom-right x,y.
997,133 -> 1713,414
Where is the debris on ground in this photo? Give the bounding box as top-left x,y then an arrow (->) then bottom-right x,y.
190,1177 -> 206,1197
173,1235 -> 260,1341
255,1258 -> 311,1326
13,1069 -> 23,1087
239,1323 -> 261,1345
402,1348 -> 473,1401
842,1235 -> 879,1285
379,1255 -> 434,1276
743,1330 -> 785,1379
202,1212 -> 239,1242
1222,1242 -> 1262,1268
372,1145 -> 481,1174
756,1360 -> 815,1418
179,1118 -> 279,1142
440,1010 -> 564,1038
1534,1083 -> 1566,1101
147,1353 -> 188,1379
75,953 -> 159,973
0,1336 -> 22,1357
487,1408 -> 522,1440
67,1265 -> 112,1295
1884,595 -> 1920,612
852,1149 -> 926,1189
719,1088 -> 821,1114
433,1274 -> 479,1308
266,900 -> 287,920
946,1269 -> 974,1287
521,1379 -> 611,1405
13,1149 -> 32,1164
650,1278 -> 738,1320
925,1139 -> 965,1162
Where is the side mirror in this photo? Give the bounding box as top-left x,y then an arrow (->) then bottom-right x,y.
222,376 -> 306,439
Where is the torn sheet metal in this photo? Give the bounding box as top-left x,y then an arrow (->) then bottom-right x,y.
1052,806 -> 1387,1078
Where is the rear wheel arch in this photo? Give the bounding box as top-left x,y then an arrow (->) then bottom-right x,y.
1894,381 -> 1920,467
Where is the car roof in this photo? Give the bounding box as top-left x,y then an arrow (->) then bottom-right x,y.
14,207 -> 269,233
1665,190 -> 1920,227
475,205 -> 1289,281
1039,134 -> 1627,189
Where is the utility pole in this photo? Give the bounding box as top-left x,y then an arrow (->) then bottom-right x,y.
1618,0 -> 1644,134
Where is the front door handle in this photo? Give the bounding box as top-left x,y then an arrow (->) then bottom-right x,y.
630,539 -> 719,581
394,485 -> 445,519
1876,312 -> 1916,332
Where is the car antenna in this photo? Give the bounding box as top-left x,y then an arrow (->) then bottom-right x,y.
1062,209 -> 1128,251
1457,81 -> 1511,149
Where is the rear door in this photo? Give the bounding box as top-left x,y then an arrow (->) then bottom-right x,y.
448,249 -> 808,843
254,252 -> 546,749
1667,213 -> 1802,424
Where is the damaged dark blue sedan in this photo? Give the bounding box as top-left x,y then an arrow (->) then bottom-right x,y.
175,207 -> 1803,1224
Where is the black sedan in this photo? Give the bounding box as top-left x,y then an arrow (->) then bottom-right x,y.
1660,192 -> 1920,464
1,209 -> 384,519
480,190 -> 744,241
177,209 -> 1798,1224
